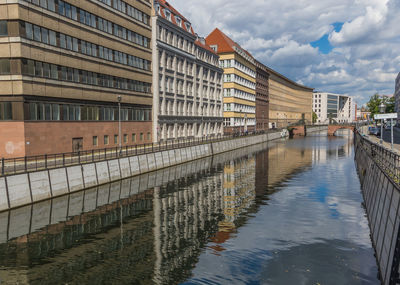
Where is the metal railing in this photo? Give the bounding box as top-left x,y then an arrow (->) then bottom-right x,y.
355,130 -> 400,185
0,130 -> 279,177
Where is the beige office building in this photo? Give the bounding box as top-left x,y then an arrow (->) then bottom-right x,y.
267,68 -> 313,128
0,0 -> 152,158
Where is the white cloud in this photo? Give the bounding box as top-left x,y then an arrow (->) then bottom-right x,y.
171,0 -> 400,104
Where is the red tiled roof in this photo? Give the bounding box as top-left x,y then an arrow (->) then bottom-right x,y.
155,0 -> 195,35
205,28 -> 254,59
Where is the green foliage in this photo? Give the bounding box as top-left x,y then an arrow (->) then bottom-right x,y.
367,93 -> 395,119
312,111 -> 318,124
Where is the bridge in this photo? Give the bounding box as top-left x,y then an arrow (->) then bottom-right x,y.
289,124 -> 356,137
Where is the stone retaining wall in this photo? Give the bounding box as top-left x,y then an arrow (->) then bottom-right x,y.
0,132 -> 287,212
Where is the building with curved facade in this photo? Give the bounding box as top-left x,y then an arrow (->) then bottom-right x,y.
267,67 -> 313,128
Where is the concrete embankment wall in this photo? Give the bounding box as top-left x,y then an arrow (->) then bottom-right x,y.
0,132 -> 286,212
355,136 -> 400,285
0,140 -> 272,243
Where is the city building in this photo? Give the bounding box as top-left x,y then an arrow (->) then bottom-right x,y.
152,0 -> 224,141
267,68 -> 313,128
0,0 -> 152,158
206,28 -> 256,134
396,72 -> 400,124
255,60 -> 269,131
357,107 -> 371,121
312,92 -> 356,124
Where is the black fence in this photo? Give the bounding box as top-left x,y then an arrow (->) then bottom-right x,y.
0,130 -> 278,177
355,131 -> 400,186
355,131 -> 400,284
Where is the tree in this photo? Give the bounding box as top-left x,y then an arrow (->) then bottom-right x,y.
312,111 -> 318,124
367,93 -> 395,119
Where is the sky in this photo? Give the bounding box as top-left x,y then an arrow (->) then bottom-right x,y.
171,0 -> 400,105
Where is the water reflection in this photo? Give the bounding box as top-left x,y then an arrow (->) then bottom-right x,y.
0,132 -> 379,284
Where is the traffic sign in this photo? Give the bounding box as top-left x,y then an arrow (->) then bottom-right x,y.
374,113 -> 398,120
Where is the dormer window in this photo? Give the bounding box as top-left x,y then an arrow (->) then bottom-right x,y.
175,16 -> 182,27
165,9 -> 171,21
185,22 -> 191,32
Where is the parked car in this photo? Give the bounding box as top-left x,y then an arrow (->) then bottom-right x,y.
369,127 -> 381,136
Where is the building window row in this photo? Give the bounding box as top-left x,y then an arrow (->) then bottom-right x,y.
224,88 -> 256,102
224,74 -> 256,90
99,132 -> 150,146
22,21 -> 150,71
224,103 -> 255,114
96,0 -> 150,26
8,58 -> 152,93
0,102 -> 12,121
157,25 -> 195,54
219,59 -> 256,78
23,0 -> 150,48
27,101 -> 151,121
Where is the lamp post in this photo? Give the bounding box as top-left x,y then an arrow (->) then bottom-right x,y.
118,95 -> 122,155
262,111 -> 265,131
240,108 -> 243,136
379,102 -> 385,144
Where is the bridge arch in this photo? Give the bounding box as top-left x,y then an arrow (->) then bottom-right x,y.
328,125 -> 355,136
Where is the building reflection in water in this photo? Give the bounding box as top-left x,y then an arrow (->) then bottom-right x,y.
0,134 -> 353,284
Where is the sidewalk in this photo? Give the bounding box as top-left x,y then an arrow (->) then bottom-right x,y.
365,134 -> 400,154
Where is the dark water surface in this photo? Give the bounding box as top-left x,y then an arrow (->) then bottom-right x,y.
0,132 -> 379,285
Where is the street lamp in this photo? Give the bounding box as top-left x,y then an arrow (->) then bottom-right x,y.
379,102 -> 385,144
240,108 -> 243,135
118,95 -> 122,155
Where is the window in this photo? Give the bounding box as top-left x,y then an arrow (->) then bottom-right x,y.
132,133 -> 136,142
93,136 -> 98,146
140,133 -> 143,141
104,135 -> 109,145
147,132 -> 151,140
33,25 -> 41,41
49,30 -> 56,46
25,23 -> 33,40
0,21 -> 7,36
41,28 -> 49,44
0,59 -> 10,75
0,102 -> 12,120
43,63 -> 50,78
50,64 -> 58,79
123,134 -> 127,143
114,134 -> 118,144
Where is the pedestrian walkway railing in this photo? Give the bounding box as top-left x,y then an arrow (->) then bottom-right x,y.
0,130 -> 279,177
355,131 -> 400,185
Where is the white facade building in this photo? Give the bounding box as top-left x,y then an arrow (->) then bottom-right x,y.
152,0 -> 224,142
313,92 -> 356,124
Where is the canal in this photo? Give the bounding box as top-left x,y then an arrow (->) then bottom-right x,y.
0,131 -> 380,284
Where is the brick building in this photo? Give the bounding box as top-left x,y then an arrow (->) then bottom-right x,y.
255,60 -> 269,131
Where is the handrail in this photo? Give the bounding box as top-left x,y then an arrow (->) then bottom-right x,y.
0,130 -> 280,176
355,130 -> 400,185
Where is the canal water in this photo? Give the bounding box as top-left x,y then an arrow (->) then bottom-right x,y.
0,131 -> 380,284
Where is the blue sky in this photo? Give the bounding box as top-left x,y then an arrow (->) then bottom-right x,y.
311,23 -> 343,54
172,0 -> 400,105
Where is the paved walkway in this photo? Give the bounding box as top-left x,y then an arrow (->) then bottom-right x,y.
362,126 -> 400,154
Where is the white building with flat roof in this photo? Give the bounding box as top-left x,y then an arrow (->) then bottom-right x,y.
313,92 -> 356,124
